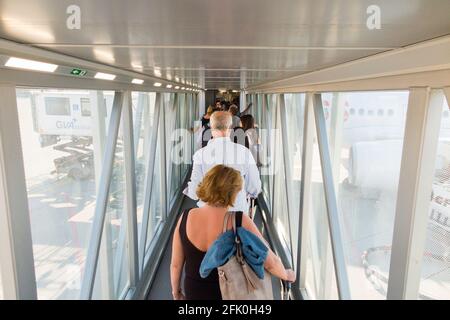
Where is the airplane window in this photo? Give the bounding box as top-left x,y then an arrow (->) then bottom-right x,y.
368,109 -> 374,116
378,109 -> 384,116
443,110 -> 449,118
349,108 -> 356,115
388,109 -> 394,116
358,108 -> 365,116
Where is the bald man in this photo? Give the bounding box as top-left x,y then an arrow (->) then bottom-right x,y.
184,111 -> 261,212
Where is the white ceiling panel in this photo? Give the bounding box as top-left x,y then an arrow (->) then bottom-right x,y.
0,0 -> 449,89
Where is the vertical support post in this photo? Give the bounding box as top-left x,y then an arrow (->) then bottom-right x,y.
122,91 -> 139,289
328,93 -> 345,190
90,90 -> 114,299
387,88 -> 443,300
199,90 -> 205,119
0,85 -> 37,299
142,94 -> 152,170
80,91 -> 124,300
138,92 -> 161,273
133,93 -> 146,154
313,93 -> 351,300
240,90 -> 247,113
263,94 -> 275,207
319,92 -> 345,299
267,94 -> 276,215
297,93 -> 314,292
279,94 -> 295,267
160,94 -> 168,216
165,94 -> 175,202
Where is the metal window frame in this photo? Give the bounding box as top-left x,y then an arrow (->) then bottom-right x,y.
328,93 -> 346,189
138,92 -> 162,273
90,90 -> 114,299
313,93 -> 351,300
0,84 -> 37,299
165,93 -> 176,205
111,91 -> 140,296
270,94 -> 279,217
133,93 -> 147,154
387,87 -> 444,299
296,92 -> 314,294
80,91 -> 124,299
278,94 -> 296,268
317,92 -> 345,299
262,94 -> 275,207
299,92 -> 332,299
122,90 -> 139,288
160,93 -> 169,215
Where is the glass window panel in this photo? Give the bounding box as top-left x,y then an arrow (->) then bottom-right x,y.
421,91 -> 450,299
165,93 -> 179,204
323,91 -> 409,299
305,121 -> 339,300
16,88 -> 113,299
281,93 -> 305,268
273,99 -> 289,244
145,120 -> 163,252
92,104 -> 130,299
131,92 -> 156,242
258,95 -> 276,208
181,95 -> 192,179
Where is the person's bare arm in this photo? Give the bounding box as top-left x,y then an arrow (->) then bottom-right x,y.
241,214 -> 295,282
170,215 -> 186,300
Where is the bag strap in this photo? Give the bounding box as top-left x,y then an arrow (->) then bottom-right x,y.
230,212 -> 246,264
222,212 -> 232,234
235,211 -> 243,228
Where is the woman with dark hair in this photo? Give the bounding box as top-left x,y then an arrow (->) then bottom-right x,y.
240,114 -> 255,132
240,114 -> 260,164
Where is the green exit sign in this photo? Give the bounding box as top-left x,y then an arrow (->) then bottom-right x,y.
70,68 -> 87,76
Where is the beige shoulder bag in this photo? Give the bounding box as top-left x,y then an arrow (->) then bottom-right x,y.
217,212 -> 274,300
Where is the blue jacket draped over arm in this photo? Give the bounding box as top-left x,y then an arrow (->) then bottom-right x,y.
199,227 -> 269,279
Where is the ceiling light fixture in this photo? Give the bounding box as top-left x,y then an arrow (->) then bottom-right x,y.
132,78 -> 144,85
5,57 -> 58,73
154,69 -> 162,77
94,72 -> 116,80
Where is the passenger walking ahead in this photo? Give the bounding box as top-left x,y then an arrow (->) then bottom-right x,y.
171,165 -> 295,300
240,114 -> 261,166
184,111 -> 261,213
201,105 -> 214,128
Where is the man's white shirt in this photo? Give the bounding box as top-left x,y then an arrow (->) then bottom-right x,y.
184,137 -> 262,212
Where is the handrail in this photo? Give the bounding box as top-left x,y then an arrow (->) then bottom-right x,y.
257,194 -> 302,300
